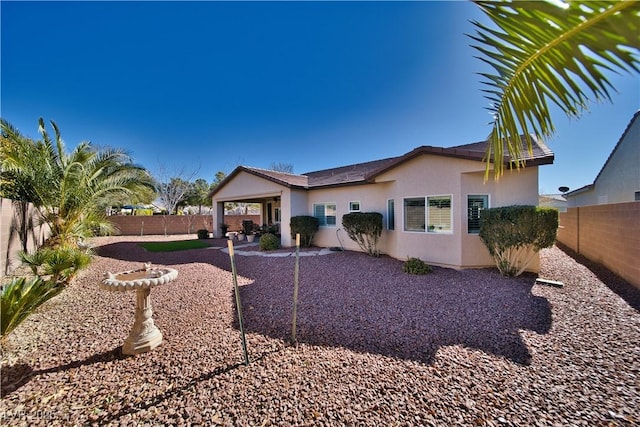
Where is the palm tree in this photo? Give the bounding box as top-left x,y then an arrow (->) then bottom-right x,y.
1,118 -> 156,247
471,0 -> 639,177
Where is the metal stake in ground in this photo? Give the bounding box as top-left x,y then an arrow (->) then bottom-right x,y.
228,240 -> 249,365
291,233 -> 300,344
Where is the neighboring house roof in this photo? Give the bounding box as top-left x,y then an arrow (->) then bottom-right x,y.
566,110 -> 640,197
211,135 -> 554,196
539,193 -> 567,203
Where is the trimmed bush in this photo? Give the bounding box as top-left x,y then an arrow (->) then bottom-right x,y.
479,205 -> 558,276
197,229 -> 209,239
342,212 -> 383,257
290,216 -> 319,247
403,257 -> 432,275
259,233 -> 281,251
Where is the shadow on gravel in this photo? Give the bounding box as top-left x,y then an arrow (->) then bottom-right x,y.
1,346 -> 125,397
232,251 -> 552,366
557,243 -> 640,312
94,361 -> 244,425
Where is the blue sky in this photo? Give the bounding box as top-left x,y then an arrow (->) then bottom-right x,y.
2,1 -> 638,195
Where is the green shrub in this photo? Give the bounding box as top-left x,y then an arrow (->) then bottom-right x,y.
242,220 -> 255,235
479,205 -> 558,277
19,246 -> 93,285
403,257 -> 432,275
197,229 -> 209,239
342,212 -> 383,257
290,216 -> 319,247
1,277 -> 64,341
259,233 -> 281,251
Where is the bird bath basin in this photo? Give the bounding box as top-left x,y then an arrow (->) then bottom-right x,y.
100,263 -> 178,355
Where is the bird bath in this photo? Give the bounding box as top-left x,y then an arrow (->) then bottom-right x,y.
100,263 -> 178,355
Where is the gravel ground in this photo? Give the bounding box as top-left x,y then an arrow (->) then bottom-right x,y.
1,235 -> 639,426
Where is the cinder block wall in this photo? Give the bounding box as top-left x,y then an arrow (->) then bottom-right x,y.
557,208 -> 578,251
558,201 -> 640,288
107,214 -> 261,237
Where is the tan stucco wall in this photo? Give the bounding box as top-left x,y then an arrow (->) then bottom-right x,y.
305,156 -> 542,270
307,183 -> 391,253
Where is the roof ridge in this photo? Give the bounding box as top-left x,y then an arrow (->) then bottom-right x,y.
242,165 -> 305,177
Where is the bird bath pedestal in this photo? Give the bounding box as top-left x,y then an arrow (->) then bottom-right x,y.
100,264 -> 178,355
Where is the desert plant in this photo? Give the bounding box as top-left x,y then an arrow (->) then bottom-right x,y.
290,216 -> 319,247
1,117 -> 155,247
479,205 -> 558,277
19,246 -> 92,285
242,220 -> 255,235
342,212 -> 383,257
471,1 -> 639,177
197,229 -> 209,239
403,257 -> 432,275
1,276 -> 64,341
259,233 -> 281,251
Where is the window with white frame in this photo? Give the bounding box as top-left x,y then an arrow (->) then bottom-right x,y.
467,195 -> 488,234
349,201 -> 361,212
404,198 -> 425,231
427,195 -> 452,233
387,199 -> 395,230
313,203 -> 337,226
403,195 -> 453,233
274,207 -> 281,223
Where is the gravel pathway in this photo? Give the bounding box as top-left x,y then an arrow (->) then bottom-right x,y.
1,236 -> 639,426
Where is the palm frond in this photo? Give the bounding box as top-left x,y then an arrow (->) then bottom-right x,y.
471,0 -> 640,177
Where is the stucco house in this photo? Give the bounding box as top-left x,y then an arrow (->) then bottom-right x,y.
565,110 -> 640,207
211,136 -> 554,270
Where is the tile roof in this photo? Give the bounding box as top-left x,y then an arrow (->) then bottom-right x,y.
211,134 -> 554,195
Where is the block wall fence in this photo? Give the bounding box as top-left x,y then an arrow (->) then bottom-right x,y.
557,201 -> 640,289
107,214 -> 261,237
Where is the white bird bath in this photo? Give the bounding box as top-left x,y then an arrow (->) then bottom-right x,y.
100,263 -> 178,355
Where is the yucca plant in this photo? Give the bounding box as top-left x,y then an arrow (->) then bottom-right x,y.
1,277 -> 64,341
471,0 -> 640,177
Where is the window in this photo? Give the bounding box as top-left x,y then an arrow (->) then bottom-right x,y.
427,195 -> 452,233
313,203 -> 337,226
349,201 -> 361,212
467,195 -> 488,234
387,199 -> 395,230
404,198 -> 425,231
274,207 -> 281,223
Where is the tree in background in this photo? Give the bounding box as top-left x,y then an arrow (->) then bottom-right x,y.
184,178 -> 211,214
471,0 -> 639,177
269,162 -> 294,174
153,164 -> 198,215
1,118 -> 155,247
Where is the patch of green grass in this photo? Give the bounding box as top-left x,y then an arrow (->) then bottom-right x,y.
139,240 -> 212,252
